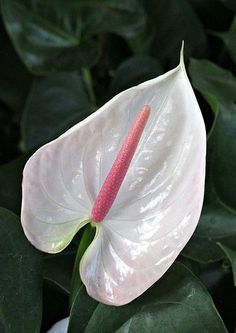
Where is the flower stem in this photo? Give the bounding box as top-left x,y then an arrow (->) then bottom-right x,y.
69,223 -> 95,308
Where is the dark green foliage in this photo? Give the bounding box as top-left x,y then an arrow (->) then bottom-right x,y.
68,263 -> 227,333
22,73 -> 93,149
183,60 -> 236,263
0,208 -> 43,333
108,56 -> 163,97
0,0 -> 235,332
0,0 -> 145,74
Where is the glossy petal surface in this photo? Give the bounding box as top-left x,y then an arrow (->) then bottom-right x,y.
79,59 -> 206,305
21,51 -> 206,305
47,317 -> 69,333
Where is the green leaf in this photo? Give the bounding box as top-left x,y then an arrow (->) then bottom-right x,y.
0,21 -> 31,112
108,56 -> 162,97
0,153 -> 31,214
22,73 -> 93,150
0,104 -> 20,164
70,224 -> 95,307
77,0 -> 146,39
182,59 -> 236,263
68,286 -> 98,333
218,0 -> 236,11
1,0 -> 145,74
146,0 -> 207,66
189,60 -> 236,207
42,282 -> 69,333
44,250 -> 76,295
1,0 -> 98,74
188,60 -> 236,106
183,235 -> 225,264
218,243 -> 236,286
0,207 -> 43,333
189,0 -> 234,31
217,17 -> 236,65
68,262 -> 227,333
220,30 -> 236,64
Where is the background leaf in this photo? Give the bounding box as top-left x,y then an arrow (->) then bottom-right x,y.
218,244 -> 236,286
108,55 -> 162,97
1,0 -> 98,73
145,0 -> 207,66
0,20 -> 31,113
22,73 -> 93,150
218,0 -> 236,11
0,153 -> 31,214
182,59 -> 236,263
43,250 -> 76,295
68,262 -> 227,333
189,60 -> 236,208
0,207 -> 43,333
76,0 -> 146,38
218,16 -> 236,65
1,0 -> 146,74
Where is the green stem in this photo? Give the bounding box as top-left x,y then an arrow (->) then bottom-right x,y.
69,223 -> 96,308
82,68 -> 96,106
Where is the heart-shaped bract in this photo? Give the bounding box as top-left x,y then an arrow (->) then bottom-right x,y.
21,47 -> 206,306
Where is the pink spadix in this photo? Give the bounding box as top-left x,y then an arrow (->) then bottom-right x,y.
91,105 -> 151,223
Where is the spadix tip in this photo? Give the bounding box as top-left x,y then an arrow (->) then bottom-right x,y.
141,105 -> 151,116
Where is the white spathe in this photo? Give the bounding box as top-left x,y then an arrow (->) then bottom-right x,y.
47,317 -> 69,333
21,47 -> 206,306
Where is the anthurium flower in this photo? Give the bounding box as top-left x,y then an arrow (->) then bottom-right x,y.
21,46 -> 206,306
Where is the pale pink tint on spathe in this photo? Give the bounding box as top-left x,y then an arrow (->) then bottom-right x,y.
91,105 -> 151,223
21,47 -> 207,306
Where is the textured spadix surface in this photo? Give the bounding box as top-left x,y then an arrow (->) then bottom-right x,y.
21,51 -> 206,306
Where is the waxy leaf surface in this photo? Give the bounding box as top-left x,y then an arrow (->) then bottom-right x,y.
145,0 -> 207,66
0,207 -> 43,333
22,73 -> 92,150
183,59 -> 236,263
1,0 -> 145,74
49,263 -> 227,333
21,54 -> 206,305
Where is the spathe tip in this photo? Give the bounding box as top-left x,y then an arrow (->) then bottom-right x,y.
180,41 -> 185,67
179,41 -> 187,76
